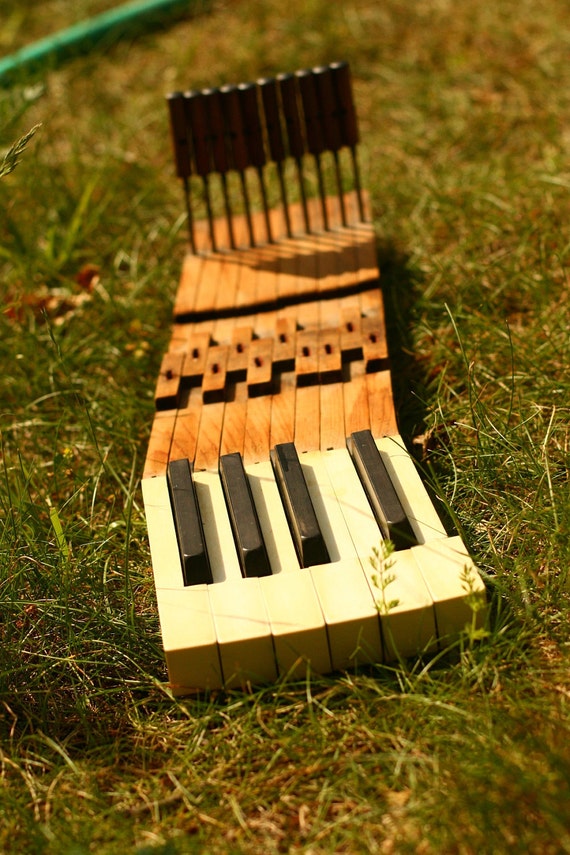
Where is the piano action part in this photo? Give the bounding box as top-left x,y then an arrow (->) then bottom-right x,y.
142,63 -> 486,693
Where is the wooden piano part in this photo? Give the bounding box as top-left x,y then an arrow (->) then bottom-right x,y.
143,63 -> 486,693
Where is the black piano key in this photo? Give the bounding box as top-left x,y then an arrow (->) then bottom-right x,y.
270,443 -> 330,567
347,430 -> 417,550
219,453 -> 272,578
167,458 -> 212,586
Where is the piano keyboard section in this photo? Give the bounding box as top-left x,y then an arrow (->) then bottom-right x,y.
144,63 -> 488,694
142,433 -> 486,692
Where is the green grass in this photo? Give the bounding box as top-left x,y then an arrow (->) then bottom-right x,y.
1,0 -> 570,851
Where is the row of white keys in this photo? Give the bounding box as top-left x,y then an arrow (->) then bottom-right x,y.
143,466 -> 331,692
200,463 -> 332,683
143,472 -> 278,692
143,439 -> 486,691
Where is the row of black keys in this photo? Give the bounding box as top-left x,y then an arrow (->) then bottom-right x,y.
167,430 -> 417,586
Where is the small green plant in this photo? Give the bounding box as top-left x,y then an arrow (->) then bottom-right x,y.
0,124 -> 39,179
459,561 -> 490,645
369,539 -> 399,615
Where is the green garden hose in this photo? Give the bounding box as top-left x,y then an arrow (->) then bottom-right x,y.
0,0 -> 201,85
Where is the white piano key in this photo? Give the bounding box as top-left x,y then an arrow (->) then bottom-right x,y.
310,558 -> 383,671
193,468 -> 276,686
374,435 -> 447,543
260,572 -> 331,678
301,451 -> 383,669
376,549 -> 437,660
208,578 -> 277,688
322,447 -> 437,660
322,446 -> 384,559
192,469 -> 242,583
411,535 -> 487,643
141,475 -> 186,590
156,586 -> 223,693
142,476 -> 222,691
300,450 -> 357,563
245,459 -> 300,574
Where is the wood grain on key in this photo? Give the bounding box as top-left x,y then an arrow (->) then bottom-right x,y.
170,386 -> 202,465
144,410 -> 177,478
155,352 -> 185,411
173,253 -> 205,318
219,380 -> 248,459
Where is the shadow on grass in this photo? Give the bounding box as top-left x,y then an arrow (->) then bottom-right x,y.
375,237 -> 466,543
375,237 -> 427,446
